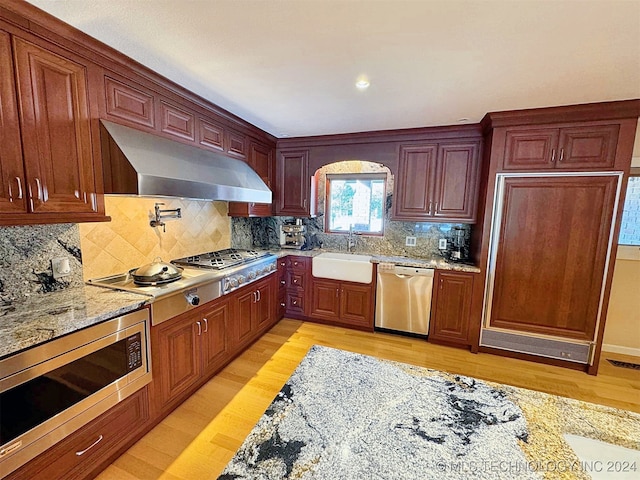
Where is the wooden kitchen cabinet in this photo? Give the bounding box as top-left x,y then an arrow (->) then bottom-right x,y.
309,277 -> 374,330
228,141 -> 275,217
488,175 -> 618,341
280,255 -> 310,318
151,297 -> 230,413
393,141 -> 480,222
5,387 -> 150,480
0,30 -> 26,214
429,271 -> 474,345
104,75 -> 156,128
276,149 -> 316,216
502,124 -> 619,171
13,37 -> 101,215
229,275 -> 277,351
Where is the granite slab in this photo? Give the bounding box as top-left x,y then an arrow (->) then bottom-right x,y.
271,249 -> 480,273
220,345 -> 640,479
0,286 -> 150,359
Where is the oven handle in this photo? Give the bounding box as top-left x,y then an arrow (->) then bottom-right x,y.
75,435 -> 103,456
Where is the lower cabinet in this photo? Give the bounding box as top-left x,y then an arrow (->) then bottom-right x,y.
310,277 -> 374,330
5,387 -> 149,480
151,298 -> 230,413
230,275 -> 276,351
429,271 -> 474,345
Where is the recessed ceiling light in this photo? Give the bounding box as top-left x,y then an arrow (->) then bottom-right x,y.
458,118 -> 470,123
355,77 -> 370,90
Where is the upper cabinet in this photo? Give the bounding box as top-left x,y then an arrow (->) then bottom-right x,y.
228,141 -> 275,217
0,31 -> 108,225
104,76 -> 155,128
393,140 -> 481,223
0,31 -> 26,214
275,149 -> 316,217
502,124 -> 619,171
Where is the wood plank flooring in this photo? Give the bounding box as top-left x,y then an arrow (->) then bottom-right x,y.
97,319 -> 640,480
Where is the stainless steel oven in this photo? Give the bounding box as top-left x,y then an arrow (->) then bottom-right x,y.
0,308 -> 151,477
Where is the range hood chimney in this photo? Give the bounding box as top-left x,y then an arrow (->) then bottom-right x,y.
100,120 -> 272,203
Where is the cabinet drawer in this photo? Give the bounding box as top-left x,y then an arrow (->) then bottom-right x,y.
286,292 -> 305,315
6,387 -> 149,480
287,256 -> 310,272
287,271 -> 306,290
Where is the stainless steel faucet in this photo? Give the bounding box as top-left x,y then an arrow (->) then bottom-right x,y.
347,225 -> 356,252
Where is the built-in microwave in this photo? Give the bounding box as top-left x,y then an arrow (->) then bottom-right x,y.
0,308 -> 152,477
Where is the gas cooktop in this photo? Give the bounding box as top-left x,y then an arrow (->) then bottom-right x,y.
172,248 -> 271,270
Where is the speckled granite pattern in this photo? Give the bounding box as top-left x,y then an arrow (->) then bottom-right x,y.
0,286 -> 150,359
220,346 -> 640,480
270,249 -> 480,273
0,224 -> 84,303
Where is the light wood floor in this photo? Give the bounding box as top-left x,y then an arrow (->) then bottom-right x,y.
97,319 -> 640,480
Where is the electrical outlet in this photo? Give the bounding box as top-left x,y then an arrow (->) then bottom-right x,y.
438,239 -> 447,250
405,236 -> 417,247
51,257 -> 71,280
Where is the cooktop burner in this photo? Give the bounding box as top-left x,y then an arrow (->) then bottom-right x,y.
172,248 -> 269,270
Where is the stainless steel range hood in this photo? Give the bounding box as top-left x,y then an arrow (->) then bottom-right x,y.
100,120 -> 272,203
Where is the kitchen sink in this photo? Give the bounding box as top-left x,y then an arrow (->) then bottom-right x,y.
312,252 -> 373,284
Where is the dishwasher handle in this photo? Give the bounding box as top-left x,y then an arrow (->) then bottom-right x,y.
381,266 -> 434,277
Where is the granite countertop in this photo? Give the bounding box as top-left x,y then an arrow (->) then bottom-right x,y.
271,248 -> 481,273
0,286 -> 150,360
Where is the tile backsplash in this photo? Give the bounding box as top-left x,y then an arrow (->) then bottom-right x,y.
79,197 -> 231,279
0,223 -> 84,302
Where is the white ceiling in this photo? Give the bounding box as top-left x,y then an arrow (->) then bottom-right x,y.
26,0 -> 640,138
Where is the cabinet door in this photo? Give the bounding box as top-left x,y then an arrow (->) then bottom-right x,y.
13,37 -> 98,214
228,142 -> 274,217
201,299 -> 229,376
556,125 -> 619,170
276,150 -> 310,216
489,175 -> 618,341
255,276 -> 275,331
231,289 -> 255,349
159,101 -> 195,141
226,129 -> 247,159
153,312 -> 201,409
433,143 -> 480,222
393,145 -> 437,219
0,31 -> 27,214
340,283 -> 373,328
429,271 -> 473,344
310,278 -> 341,320
198,116 -> 225,151
503,128 -> 559,170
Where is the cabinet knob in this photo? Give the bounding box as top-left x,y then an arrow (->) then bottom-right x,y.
293,300 -> 298,305
280,280 -> 286,285
280,302 -> 286,307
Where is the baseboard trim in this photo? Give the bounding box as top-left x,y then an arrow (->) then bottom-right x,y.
602,344 -> 640,357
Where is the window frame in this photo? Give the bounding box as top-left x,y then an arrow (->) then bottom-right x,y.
618,167 -> 640,247
324,172 -> 387,236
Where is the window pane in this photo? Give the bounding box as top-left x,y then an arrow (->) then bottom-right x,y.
327,177 -> 385,234
619,176 -> 640,246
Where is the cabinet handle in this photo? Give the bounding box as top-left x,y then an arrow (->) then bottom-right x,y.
303,198 -> 307,208
434,201 -> 438,212
280,262 -> 285,267
14,177 -> 23,199
76,435 -> 103,456
196,321 -> 202,336
34,177 -> 43,200
550,149 -> 556,163
336,288 -> 339,298
559,148 -> 564,162
252,291 -> 257,303
428,201 -> 433,214
280,302 -> 286,307
280,280 -> 286,285
203,318 -> 208,333
257,289 -> 261,302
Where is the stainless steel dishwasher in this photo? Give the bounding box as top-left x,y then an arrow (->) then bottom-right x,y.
375,264 -> 434,336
